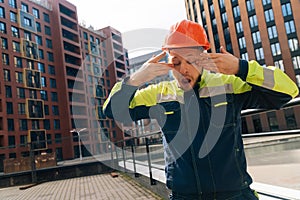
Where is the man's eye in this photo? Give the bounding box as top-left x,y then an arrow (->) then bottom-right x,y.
171,57 -> 181,66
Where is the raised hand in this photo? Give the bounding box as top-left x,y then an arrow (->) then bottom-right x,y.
127,51 -> 173,86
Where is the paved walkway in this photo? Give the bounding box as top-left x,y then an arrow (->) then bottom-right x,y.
0,173 -> 163,200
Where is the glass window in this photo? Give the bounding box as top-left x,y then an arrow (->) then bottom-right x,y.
236,21 -> 243,33
2,53 -> 9,65
19,119 -> 28,130
51,92 -> 58,101
8,135 -> 15,147
296,75 -> 300,87
43,12 -> 50,23
222,12 -> 228,24
246,0 -> 255,12
32,8 -> 39,18
282,3 -> 292,17
12,41 -> 20,52
40,90 -> 48,101
44,25 -> 51,35
41,76 -> 46,87
8,119 -> 14,131
267,112 -> 279,131
35,35 -> 43,45
252,31 -> 261,44
48,65 -> 55,75
24,31 -> 31,40
285,20 -> 296,34
18,103 -> 26,114
11,26 -> 19,37
255,48 -> 264,60
274,60 -> 284,71
15,71 -> 23,83
10,11 -> 17,23
47,52 -> 54,62
4,69 -> 10,81
292,56 -> 300,69
50,78 -> 56,88
262,0 -> 271,6
0,22 -> 6,33
271,42 -> 281,56
52,105 -> 59,115
233,6 -> 240,18
21,3 -> 28,12
267,26 -> 278,39
46,39 -> 52,49
0,7 -> 5,18
9,0 -> 17,8
264,9 -> 274,22
36,22 -> 41,32
14,56 -> 22,68
288,38 -> 299,52
17,87 -> 25,98
55,133 -> 61,142
39,49 -> 44,59
38,62 -> 45,73
44,119 -> 50,130
1,37 -> 8,49
238,36 -> 246,49
241,52 -> 249,61
6,102 -> 13,114
249,15 -> 258,28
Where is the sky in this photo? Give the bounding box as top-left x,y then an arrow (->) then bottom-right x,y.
67,0 -> 187,57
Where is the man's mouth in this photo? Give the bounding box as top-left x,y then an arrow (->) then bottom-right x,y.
181,77 -> 192,84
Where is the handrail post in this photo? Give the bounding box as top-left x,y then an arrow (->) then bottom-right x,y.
146,138 -> 156,185
131,138 -> 139,177
122,143 -> 126,172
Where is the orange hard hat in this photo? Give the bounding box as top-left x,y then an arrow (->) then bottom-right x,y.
162,19 -> 210,50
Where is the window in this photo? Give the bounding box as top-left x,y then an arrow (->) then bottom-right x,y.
12,41 -> 20,52
19,119 -> 27,130
264,9 -> 274,22
0,7 -> 5,18
15,71 -> 23,83
55,133 -> 61,143
10,11 -> 18,23
14,56 -> 22,68
18,103 -> 26,114
32,8 -> 39,18
282,3 -> 292,17
36,22 -> 41,32
274,60 -> 284,71
20,135 -> 28,147
39,49 -> 44,59
292,56 -> 300,69
255,48 -> 264,60
43,13 -> 50,23
1,37 -> 8,49
44,119 -> 50,130
40,90 -> 48,101
288,38 -> 299,52
54,120 -> 60,130
9,0 -> 17,8
50,78 -> 57,88
44,105 -> 49,115
0,22 -> 6,33
267,112 -> 279,131
233,6 -> 240,18
17,87 -> 25,98
48,65 -> 55,75
249,15 -> 258,28
21,3 -> 28,12
8,119 -> 14,131
41,77 -> 46,87
267,26 -> 278,39
262,0 -> 271,6
236,21 -> 243,33
35,35 -> 42,45
285,20 -> 296,34
8,135 -> 15,147
11,26 -> 19,37
296,75 -> 300,87
241,52 -> 249,61
51,92 -> 58,101
2,53 -> 9,65
6,102 -> 13,114
38,62 -> 45,73
46,39 -> 52,49
44,25 -> 51,35
246,0 -> 255,12
4,69 -> 10,81
252,31 -> 261,44
24,31 -> 31,40
221,12 -> 228,24
52,106 -> 59,115
23,17 -> 32,26
238,37 -> 246,49
32,120 -> 39,129
47,52 -> 54,62
271,43 -> 281,56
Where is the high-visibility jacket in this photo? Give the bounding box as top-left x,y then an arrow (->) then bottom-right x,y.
103,60 -> 298,194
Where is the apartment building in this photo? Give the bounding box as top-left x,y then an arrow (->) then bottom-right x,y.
185,0 -> 300,133
0,0 -> 128,170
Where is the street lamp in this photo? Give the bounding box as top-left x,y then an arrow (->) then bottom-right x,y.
70,128 -> 86,161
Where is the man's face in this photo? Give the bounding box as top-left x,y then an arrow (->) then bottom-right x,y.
168,48 -> 204,90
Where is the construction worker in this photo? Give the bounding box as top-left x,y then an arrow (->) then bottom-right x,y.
103,20 -> 299,199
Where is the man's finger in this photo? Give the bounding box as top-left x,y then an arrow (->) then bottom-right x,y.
148,51 -> 167,63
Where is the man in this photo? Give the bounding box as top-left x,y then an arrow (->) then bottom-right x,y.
103,20 -> 299,199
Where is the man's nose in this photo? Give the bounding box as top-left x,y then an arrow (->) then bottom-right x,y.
179,62 -> 189,74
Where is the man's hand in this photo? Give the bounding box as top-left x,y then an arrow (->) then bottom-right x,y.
198,46 -> 240,75
127,52 -> 173,86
